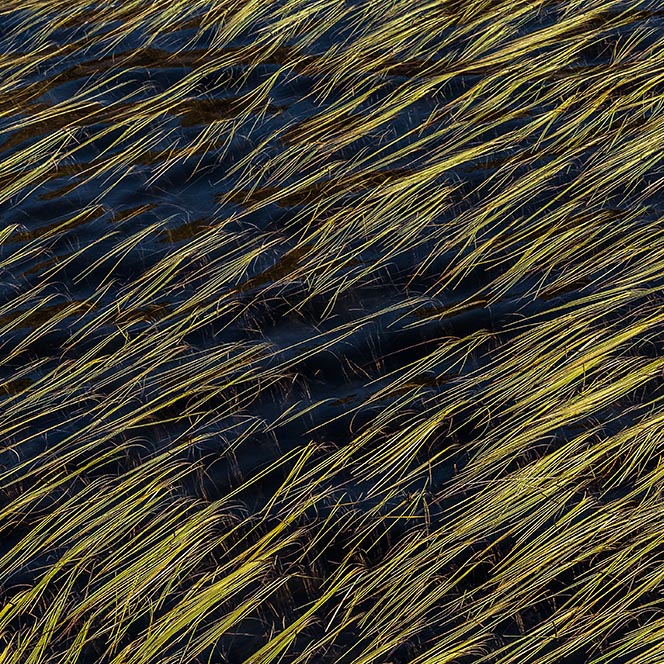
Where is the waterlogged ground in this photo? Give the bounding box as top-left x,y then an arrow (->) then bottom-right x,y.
2,1 -> 664,663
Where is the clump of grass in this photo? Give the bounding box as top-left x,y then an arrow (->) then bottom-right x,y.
2,0 -> 664,663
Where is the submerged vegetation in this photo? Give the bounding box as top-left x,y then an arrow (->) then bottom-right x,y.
2,0 -> 664,662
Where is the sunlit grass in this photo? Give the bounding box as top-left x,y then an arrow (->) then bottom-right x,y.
1,0 -> 664,662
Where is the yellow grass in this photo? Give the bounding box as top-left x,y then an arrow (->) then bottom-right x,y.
1,0 -> 664,662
